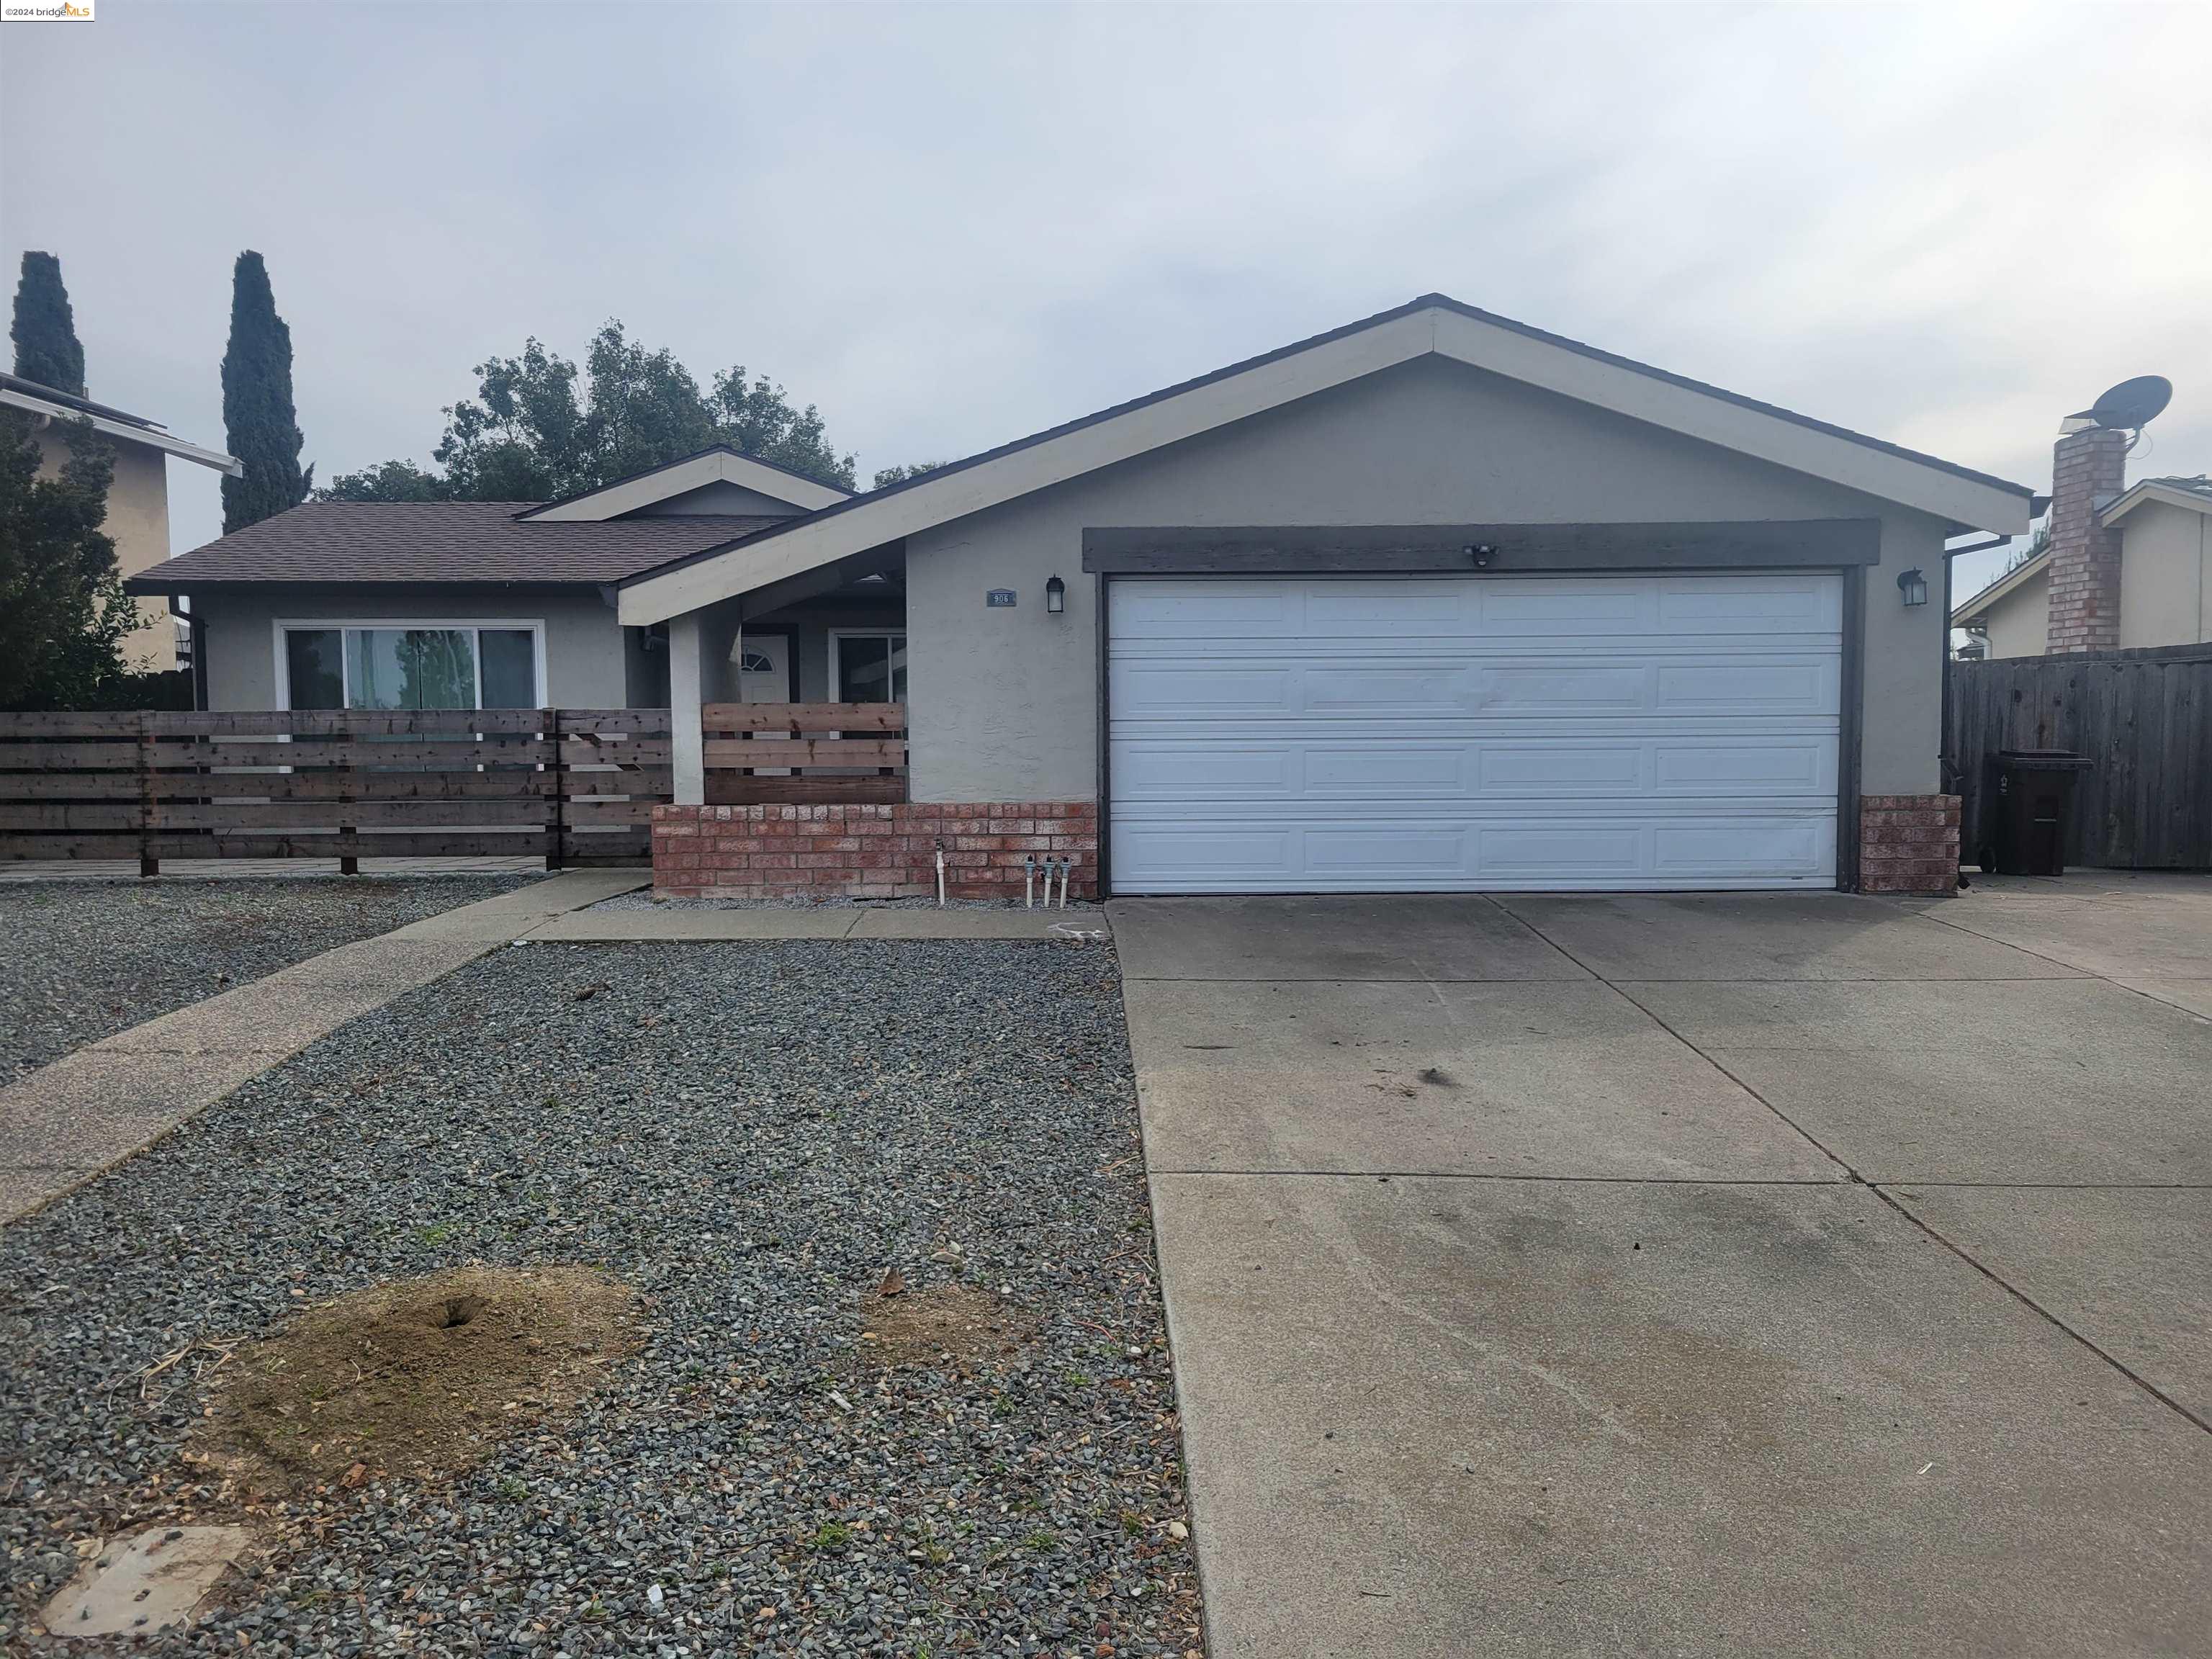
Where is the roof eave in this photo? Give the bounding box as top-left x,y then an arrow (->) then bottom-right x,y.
2100,479 -> 2212,527
0,386 -> 241,475
617,296 -> 2034,626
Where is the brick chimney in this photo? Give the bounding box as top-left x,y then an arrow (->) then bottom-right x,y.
2044,423 -> 2127,652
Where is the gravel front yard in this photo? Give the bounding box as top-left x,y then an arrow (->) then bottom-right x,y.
0,939 -> 1201,1656
0,877 -> 542,1080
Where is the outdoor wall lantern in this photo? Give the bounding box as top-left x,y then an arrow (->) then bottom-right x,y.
1897,567 -> 1929,607
1045,574 -> 1066,615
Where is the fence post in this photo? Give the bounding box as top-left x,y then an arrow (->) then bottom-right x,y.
336,716 -> 359,876
545,707 -> 565,872
137,709 -> 158,877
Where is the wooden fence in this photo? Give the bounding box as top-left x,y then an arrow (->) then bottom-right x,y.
1948,644 -> 2212,869
0,709 -> 671,870
703,703 -> 908,805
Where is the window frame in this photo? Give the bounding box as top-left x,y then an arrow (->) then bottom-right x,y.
272,619 -> 549,711
827,628 -> 908,706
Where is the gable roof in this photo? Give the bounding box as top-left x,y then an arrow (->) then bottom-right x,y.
516,444 -> 850,521
0,372 -> 240,476
616,292 -> 2038,626
2100,475 -> 2212,527
1951,548 -> 2051,627
123,500 -> 785,591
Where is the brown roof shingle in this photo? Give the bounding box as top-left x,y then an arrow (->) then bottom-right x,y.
125,501 -> 785,590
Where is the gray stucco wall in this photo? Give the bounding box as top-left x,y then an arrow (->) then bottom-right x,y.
194,586 -> 634,710
904,354 -> 1949,801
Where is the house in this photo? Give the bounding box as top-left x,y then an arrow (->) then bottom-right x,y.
1,371 -> 240,670
133,294 -> 2037,896
1951,417 -> 2209,657
125,446 -> 894,713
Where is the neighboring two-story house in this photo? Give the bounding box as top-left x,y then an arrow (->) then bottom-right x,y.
1953,418 -> 2209,657
1,371 -> 240,671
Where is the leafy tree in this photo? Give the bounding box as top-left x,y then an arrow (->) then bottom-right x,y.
10,251 -> 87,397
221,251 -> 312,531
320,321 -> 855,503
0,410 -> 136,711
317,458 -> 449,502
871,461 -> 950,490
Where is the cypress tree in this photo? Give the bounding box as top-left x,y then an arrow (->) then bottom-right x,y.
10,251 -> 87,397
220,250 -> 311,531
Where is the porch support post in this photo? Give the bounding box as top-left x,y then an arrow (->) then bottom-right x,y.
670,613 -> 706,806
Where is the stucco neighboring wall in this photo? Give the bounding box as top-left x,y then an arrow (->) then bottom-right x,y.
1972,565 -> 2051,658
37,426 -> 176,670
903,355 -> 1950,801
2118,501 -> 2212,649
192,586 -> 632,709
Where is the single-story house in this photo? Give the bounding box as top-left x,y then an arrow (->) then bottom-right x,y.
1954,465 -> 2211,657
132,294 -> 2036,896
3,370 -> 240,670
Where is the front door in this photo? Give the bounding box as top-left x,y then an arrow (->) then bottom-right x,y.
734,632 -> 791,703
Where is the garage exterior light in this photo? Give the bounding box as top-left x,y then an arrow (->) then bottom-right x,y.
1897,567 -> 1929,607
1046,574 -> 1066,614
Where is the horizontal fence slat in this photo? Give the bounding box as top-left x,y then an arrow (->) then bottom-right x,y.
708,774 -> 907,805
0,742 -> 144,769
1,835 -> 146,860
560,739 -> 670,766
703,738 -> 906,768
146,799 -> 556,831
155,771 -> 559,802
564,799 -> 659,827
0,803 -> 141,832
0,773 -> 147,801
555,709 -> 673,735
703,702 -> 906,733
565,771 -> 672,799
150,832 -> 552,859
0,710 -> 556,738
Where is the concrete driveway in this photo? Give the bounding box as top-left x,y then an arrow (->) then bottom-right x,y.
1112,874 -> 2212,1658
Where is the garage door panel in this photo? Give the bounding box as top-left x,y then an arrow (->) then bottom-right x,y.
1650,658 -> 1837,716
1108,810 -> 1838,891
1655,576 -> 1843,631
1118,738 -> 1833,801
1107,573 -> 1840,892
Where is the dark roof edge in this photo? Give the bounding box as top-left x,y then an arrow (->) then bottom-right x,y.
618,292 -> 2036,590
513,443 -> 850,521
0,371 -> 164,431
124,572 -> 611,595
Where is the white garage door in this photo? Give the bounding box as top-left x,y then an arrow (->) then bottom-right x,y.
1107,572 -> 1842,893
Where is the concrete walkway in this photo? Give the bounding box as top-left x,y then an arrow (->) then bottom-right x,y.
1116,884 -> 2212,1658
0,870 -> 645,1224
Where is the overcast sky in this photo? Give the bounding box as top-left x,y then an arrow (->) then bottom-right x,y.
5,0 -> 2208,603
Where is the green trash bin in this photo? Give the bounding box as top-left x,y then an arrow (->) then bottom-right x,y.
1981,750 -> 2093,876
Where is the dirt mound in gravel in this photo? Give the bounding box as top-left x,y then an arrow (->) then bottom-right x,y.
856,1281 -> 1040,1369
194,1265 -> 638,1494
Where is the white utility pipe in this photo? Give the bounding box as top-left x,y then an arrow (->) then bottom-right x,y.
934,841 -> 946,907
1024,854 -> 1035,909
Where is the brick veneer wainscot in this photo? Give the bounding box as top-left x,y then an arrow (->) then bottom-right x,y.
653,802 -> 1100,900
1858,793 -> 1961,894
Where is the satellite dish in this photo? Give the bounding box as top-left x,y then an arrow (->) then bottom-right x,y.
2088,375 -> 2172,432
